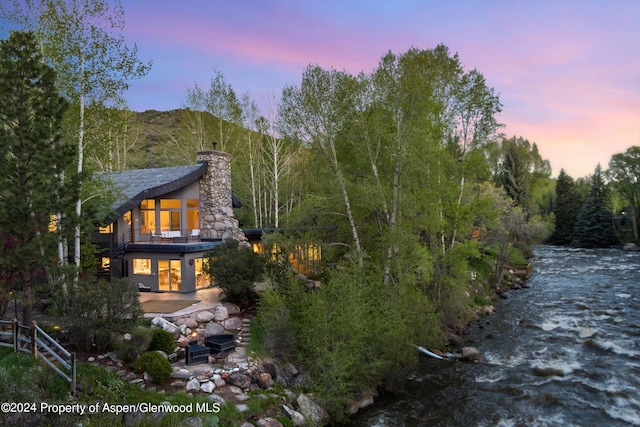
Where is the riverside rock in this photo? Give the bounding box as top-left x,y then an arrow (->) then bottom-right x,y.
297,394 -> 330,426
460,346 -> 482,362
283,404 -> 306,426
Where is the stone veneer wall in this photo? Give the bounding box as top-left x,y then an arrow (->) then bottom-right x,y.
196,150 -> 247,244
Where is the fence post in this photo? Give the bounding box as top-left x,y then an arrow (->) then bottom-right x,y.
31,320 -> 37,358
12,318 -> 18,352
70,352 -> 77,395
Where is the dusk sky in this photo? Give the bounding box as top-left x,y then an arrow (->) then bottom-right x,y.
9,1 -> 640,178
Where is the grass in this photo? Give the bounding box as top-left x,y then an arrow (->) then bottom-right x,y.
0,346 -> 285,426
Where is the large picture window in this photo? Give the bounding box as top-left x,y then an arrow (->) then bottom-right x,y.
187,199 -> 199,233
160,199 -> 181,232
140,199 -> 156,234
133,258 -> 152,275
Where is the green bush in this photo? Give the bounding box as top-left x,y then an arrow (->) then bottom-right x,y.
63,278 -> 143,351
113,326 -> 153,363
148,328 -> 176,354
131,351 -> 172,385
205,240 -> 265,306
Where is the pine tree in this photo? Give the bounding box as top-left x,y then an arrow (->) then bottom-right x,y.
549,169 -> 581,245
572,165 -> 618,248
0,31 -> 73,324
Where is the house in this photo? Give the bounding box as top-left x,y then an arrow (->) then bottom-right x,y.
94,149 -> 248,293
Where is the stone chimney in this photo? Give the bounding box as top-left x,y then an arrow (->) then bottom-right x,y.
197,148 -> 247,244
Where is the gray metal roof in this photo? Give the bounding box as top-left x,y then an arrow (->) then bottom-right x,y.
99,162 -> 242,224
101,164 -> 207,219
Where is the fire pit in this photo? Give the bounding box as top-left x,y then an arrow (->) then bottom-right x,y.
205,333 -> 235,354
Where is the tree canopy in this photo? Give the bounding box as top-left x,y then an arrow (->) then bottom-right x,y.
0,30 -> 75,323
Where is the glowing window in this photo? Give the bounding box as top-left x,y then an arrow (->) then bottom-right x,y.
133,258 -> 152,275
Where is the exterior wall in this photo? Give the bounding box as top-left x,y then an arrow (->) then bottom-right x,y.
197,150 -> 247,244
125,181 -> 200,244
125,250 -> 210,293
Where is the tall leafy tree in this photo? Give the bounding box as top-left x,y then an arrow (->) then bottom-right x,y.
0,31 -> 74,324
607,146 -> 640,241
1,0 -> 151,272
549,169 -> 581,245
280,65 -> 364,268
182,69 -> 243,156
572,164 -> 618,247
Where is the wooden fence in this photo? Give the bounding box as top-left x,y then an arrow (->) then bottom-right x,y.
0,319 -> 76,394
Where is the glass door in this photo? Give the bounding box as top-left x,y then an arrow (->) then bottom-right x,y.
158,260 -> 182,291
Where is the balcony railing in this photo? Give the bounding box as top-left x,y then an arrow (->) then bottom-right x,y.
135,228 -> 201,244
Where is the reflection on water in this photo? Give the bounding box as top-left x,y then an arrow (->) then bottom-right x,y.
351,246 -> 640,426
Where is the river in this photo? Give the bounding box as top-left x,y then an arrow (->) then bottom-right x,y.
351,245 -> 640,426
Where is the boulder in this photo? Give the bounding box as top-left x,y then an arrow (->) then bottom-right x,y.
176,317 -> 198,328
623,242 -> 640,252
195,310 -> 214,323
357,392 -> 374,409
256,418 -> 284,427
207,394 -> 226,406
283,404 -> 306,426
185,378 -> 200,392
296,394 -> 330,426
214,304 -> 229,321
179,417 -> 203,427
151,317 -> 180,339
200,381 -> 215,393
223,302 -> 241,315
227,372 -> 251,389
448,334 -> 465,347
206,322 -> 225,335
212,374 -> 226,387
258,372 -> 274,389
460,346 -> 482,362
222,317 -> 243,331
277,362 -> 299,386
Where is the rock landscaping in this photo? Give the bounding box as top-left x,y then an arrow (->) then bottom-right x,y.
83,302 -> 332,426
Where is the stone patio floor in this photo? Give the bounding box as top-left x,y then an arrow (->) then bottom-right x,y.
138,287 -> 223,321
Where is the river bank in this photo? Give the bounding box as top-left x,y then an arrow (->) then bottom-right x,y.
349,246 -> 640,426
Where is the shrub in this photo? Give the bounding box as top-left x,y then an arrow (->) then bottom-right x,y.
148,328 -> 176,355
113,326 -> 153,363
64,278 -> 143,351
205,240 -> 265,306
131,351 -> 172,385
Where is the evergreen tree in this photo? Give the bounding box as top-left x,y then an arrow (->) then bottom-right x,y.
549,169 -> 581,245
500,137 -> 531,210
0,31 -> 73,324
572,165 -> 618,248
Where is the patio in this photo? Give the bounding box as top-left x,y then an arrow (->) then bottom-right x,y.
138,286 -> 223,321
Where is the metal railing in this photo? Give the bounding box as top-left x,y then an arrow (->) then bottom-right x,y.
0,319 -> 76,394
